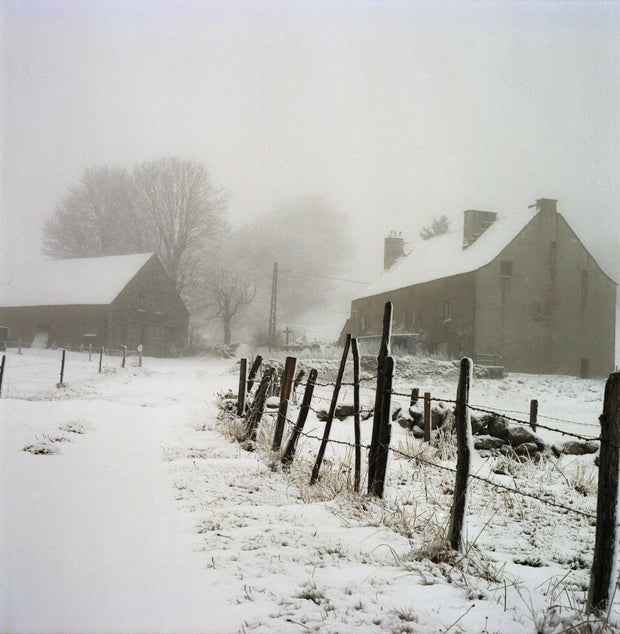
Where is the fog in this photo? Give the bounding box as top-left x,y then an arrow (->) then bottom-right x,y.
2,0 -> 619,284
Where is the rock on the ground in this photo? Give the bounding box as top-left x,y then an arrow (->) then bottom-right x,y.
474,435 -> 505,450
551,440 -> 600,457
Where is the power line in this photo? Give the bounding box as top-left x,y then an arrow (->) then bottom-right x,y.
279,268 -> 369,285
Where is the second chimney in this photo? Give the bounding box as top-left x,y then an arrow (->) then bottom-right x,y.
462,210 -> 497,249
384,231 -> 405,269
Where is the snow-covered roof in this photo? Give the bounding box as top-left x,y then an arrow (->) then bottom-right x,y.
1,253 -> 155,307
356,207 -> 538,299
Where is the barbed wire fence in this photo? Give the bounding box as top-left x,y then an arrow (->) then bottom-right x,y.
228,301 -> 619,617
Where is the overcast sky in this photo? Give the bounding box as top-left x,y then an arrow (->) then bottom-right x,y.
1,0 -> 619,281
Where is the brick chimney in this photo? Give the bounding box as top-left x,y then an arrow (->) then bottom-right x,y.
384,231 -> 405,270
535,198 -> 558,215
462,210 -> 497,249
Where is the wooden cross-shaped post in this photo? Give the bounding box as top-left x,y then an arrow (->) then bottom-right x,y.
283,327 -> 293,346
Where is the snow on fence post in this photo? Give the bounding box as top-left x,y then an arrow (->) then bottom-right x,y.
282,368 -> 318,468
237,357 -> 248,416
244,366 -> 275,443
58,348 -> 66,387
369,355 -> 394,499
98,347 -> 104,373
351,337 -> 362,493
0,354 -> 5,397
588,372 -> 620,615
448,357 -> 473,552
529,399 -> 538,432
423,392 -> 431,442
246,355 -> 263,393
368,302 -> 392,492
272,356 -> 297,451
121,345 -> 127,369
311,334 -> 351,485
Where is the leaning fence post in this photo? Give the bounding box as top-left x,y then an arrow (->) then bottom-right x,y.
311,334 -> 351,485
588,372 -> 620,615
282,368 -> 318,468
237,357 -> 248,416
368,302 -> 393,492
529,399 -> 538,432
0,354 -> 5,397
424,392 -> 431,442
59,348 -> 66,387
99,346 -> 104,373
448,357 -> 473,551
369,355 -> 394,499
272,356 -> 297,451
351,337 -> 362,493
244,367 -> 274,443
246,355 -> 263,392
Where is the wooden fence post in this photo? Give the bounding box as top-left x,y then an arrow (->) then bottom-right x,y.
59,348 -> 66,386
529,399 -> 538,432
18,338 -> 22,355
292,368 -> 305,403
424,392 -> 431,442
368,302 -> 393,492
237,357 -> 248,416
244,367 -> 275,443
448,357 -> 473,552
311,334 -> 351,485
88,343 -> 92,362
0,354 -> 5,397
351,338 -> 362,493
588,372 -> 620,615
99,346 -> 104,373
369,355 -> 394,499
282,368 -> 318,468
272,356 -> 297,451
246,355 -> 263,392
410,388 -> 419,407
138,345 -> 143,368
121,345 -> 127,369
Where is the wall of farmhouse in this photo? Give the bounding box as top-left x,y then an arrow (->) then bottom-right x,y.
350,273 -> 476,359
0,305 -> 108,349
108,256 -> 189,356
475,210 -> 616,376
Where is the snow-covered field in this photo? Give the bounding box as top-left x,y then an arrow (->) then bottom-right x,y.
1,348 -> 617,633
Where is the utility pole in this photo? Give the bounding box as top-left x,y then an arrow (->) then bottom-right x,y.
268,262 -> 278,347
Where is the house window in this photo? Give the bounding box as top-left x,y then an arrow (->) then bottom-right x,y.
136,293 -> 146,312
500,261 -> 513,278
405,307 -> 414,330
532,299 -> 549,320
444,300 -> 454,321
362,315 -> 370,333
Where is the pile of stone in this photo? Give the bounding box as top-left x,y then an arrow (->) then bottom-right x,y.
393,402 -> 599,460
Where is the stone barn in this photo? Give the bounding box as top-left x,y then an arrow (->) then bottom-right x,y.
0,253 -> 189,356
348,199 -> 616,377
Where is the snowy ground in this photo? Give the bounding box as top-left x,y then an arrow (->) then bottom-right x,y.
1,348 -> 617,633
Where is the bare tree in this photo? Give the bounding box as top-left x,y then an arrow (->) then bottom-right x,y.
420,214 -> 450,240
205,269 -> 257,345
132,157 -> 229,293
42,158 -> 230,299
43,166 -> 135,257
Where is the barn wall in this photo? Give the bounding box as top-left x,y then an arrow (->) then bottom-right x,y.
108,256 -> 189,356
0,305 -> 108,349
